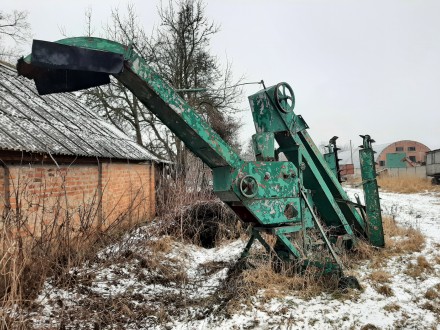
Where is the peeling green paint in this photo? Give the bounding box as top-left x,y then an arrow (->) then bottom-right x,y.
360,135 -> 385,247
252,132 -> 275,160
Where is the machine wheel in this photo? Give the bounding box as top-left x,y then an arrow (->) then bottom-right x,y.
239,175 -> 258,198
274,82 -> 295,113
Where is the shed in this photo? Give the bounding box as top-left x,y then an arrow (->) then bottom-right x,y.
0,61 -> 158,233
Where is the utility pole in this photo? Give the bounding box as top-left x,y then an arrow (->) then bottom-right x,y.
350,140 -> 353,164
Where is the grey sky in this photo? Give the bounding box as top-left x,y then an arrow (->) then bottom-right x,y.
4,0 -> 440,150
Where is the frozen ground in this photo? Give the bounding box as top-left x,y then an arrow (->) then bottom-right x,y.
23,189 -> 440,329
346,187 -> 440,241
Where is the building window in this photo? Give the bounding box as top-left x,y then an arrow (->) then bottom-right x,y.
408,146 -> 416,151
379,160 -> 385,166
396,147 -> 404,151
409,156 -> 416,162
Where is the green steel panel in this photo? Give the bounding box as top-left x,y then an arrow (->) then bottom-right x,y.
230,161 -> 298,199
359,136 -> 384,247
248,89 -> 292,133
252,132 -> 275,160
386,152 -> 407,168
244,197 -> 301,225
324,152 -> 338,178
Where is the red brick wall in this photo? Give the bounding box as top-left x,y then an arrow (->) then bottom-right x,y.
101,163 -> 155,227
0,162 -> 155,235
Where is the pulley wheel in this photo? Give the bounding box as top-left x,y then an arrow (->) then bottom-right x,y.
239,175 -> 258,198
274,82 -> 295,113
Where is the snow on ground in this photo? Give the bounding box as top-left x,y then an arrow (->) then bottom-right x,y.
24,189 -> 440,329
174,189 -> 440,329
345,187 -> 440,241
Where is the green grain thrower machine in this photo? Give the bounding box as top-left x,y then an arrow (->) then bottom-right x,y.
17,37 -> 384,283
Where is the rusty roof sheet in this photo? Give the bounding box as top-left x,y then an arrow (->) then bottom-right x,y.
0,62 -> 159,161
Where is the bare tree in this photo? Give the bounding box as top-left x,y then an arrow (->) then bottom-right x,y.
81,1 -> 243,177
0,10 -> 31,62
241,138 -> 256,161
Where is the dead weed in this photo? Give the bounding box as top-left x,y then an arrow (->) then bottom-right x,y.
375,284 -> 394,297
383,302 -> 401,312
404,256 -> 433,279
377,176 -> 440,194
369,270 -> 392,283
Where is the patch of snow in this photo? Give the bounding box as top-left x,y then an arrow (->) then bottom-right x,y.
346,188 -> 440,241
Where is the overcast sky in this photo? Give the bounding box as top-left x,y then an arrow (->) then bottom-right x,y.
4,0 -> 440,150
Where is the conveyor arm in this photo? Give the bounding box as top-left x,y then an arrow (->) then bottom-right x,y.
17,37 -> 243,170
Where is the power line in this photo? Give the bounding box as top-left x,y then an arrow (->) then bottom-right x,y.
175,80 -> 264,93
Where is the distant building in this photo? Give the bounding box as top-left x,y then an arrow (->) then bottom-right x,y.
376,140 -> 430,169
339,140 -> 430,177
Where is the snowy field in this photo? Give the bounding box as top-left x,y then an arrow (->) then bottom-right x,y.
26,188 -> 440,329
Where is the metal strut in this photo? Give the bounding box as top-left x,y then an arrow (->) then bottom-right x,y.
300,189 -> 344,272
359,135 -> 385,248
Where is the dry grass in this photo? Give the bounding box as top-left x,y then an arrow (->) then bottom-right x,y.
425,287 -> 440,300
377,175 -> 440,194
376,284 -> 394,296
342,214 -> 428,299
360,324 -> 380,330
421,302 -> 440,314
145,236 -> 174,254
416,256 -> 433,270
344,175 -> 440,194
0,211 -> 138,329
383,302 -> 401,312
241,262 -> 308,298
156,175 -> 244,248
383,217 -> 425,255
369,270 -> 392,283
350,216 -> 425,269
223,255 -> 341,311
404,256 -> 434,279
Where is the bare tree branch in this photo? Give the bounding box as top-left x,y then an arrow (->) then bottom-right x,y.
80,0 -> 243,177
0,10 -> 31,62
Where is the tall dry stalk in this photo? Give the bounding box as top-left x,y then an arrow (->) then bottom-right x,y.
0,164 -> 151,328
155,157 -> 243,247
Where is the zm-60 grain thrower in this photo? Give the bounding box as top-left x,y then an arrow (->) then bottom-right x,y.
17,38 -> 384,284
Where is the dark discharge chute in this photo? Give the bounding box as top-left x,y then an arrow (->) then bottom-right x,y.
17,40 -> 125,95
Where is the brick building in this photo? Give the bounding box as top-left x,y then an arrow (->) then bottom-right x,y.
338,139 -> 431,178
0,62 -> 159,234
376,140 -> 430,169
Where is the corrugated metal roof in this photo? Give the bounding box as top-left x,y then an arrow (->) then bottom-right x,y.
0,62 -> 159,161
